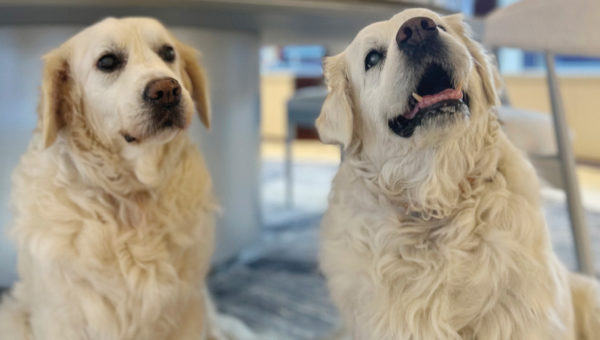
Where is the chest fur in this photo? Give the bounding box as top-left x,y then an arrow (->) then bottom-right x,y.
11,143 -> 215,337
320,174 -> 558,339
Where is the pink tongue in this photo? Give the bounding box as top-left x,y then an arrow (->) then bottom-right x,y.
405,88 -> 463,119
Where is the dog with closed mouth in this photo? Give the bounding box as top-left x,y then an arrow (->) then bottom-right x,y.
0,17 -> 227,340
317,9 -> 600,340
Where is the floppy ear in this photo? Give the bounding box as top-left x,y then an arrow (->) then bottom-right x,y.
177,42 -> 211,129
445,14 -> 500,107
39,48 -> 73,148
316,53 -> 354,148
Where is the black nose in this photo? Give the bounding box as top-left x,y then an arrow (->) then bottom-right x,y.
143,77 -> 181,108
396,17 -> 438,48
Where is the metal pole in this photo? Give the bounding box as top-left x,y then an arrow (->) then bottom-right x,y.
285,122 -> 295,208
545,53 -> 595,275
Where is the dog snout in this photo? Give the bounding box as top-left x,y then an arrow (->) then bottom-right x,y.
143,77 -> 181,108
396,17 -> 438,48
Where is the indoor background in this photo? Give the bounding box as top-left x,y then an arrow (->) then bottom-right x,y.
0,1 -> 598,339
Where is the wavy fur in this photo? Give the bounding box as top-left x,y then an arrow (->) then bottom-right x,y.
0,17 -> 220,340
318,9 -> 600,340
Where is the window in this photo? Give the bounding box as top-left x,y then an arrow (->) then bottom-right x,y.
260,45 -> 326,77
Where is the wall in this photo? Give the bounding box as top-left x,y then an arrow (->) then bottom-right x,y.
503,75 -> 600,162
260,72 -> 295,140
0,25 -> 262,287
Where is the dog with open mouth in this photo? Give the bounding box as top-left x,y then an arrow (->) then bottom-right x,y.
0,17 -> 233,340
317,9 -> 600,340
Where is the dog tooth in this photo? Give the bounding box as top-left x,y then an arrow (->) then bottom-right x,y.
412,92 -> 423,102
456,81 -> 463,92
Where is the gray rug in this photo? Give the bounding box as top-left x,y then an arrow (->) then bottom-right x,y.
209,215 -> 336,340
208,160 -> 600,340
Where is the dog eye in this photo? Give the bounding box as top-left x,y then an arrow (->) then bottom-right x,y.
97,53 -> 122,72
437,25 -> 447,32
158,45 -> 176,63
365,50 -> 384,71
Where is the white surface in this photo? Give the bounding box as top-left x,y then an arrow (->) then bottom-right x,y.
0,1 -> 449,57
173,27 -> 262,265
485,0 -> 600,57
0,25 -> 261,287
497,106 -> 557,156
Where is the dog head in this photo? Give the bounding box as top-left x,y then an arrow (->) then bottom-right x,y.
38,17 -> 210,150
317,9 -> 500,153
317,9 -> 502,214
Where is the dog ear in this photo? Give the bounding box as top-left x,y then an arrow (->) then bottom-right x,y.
316,53 -> 354,148
445,14 -> 500,107
39,48 -> 73,148
177,42 -> 211,129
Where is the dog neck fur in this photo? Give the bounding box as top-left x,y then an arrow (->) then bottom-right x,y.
348,106 -> 501,220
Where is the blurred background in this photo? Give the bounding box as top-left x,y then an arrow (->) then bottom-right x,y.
0,0 -> 599,339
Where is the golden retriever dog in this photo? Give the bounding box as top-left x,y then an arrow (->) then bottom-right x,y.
317,9 -> 600,340
0,17 -> 228,340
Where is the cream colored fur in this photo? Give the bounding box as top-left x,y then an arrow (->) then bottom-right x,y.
317,9 -> 600,340
0,17 -> 230,340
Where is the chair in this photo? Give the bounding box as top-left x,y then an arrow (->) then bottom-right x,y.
484,0 -> 600,275
285,86 -> 329,207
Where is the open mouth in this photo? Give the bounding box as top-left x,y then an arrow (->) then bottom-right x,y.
388,63 -> 469,138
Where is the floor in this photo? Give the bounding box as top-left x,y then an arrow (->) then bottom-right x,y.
206,144 -> 600,339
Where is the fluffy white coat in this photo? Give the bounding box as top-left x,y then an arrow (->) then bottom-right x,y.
0,17 -> 219,340
317,9 -> 600,340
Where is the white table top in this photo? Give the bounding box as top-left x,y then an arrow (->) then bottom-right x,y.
0,0 -> 451,46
